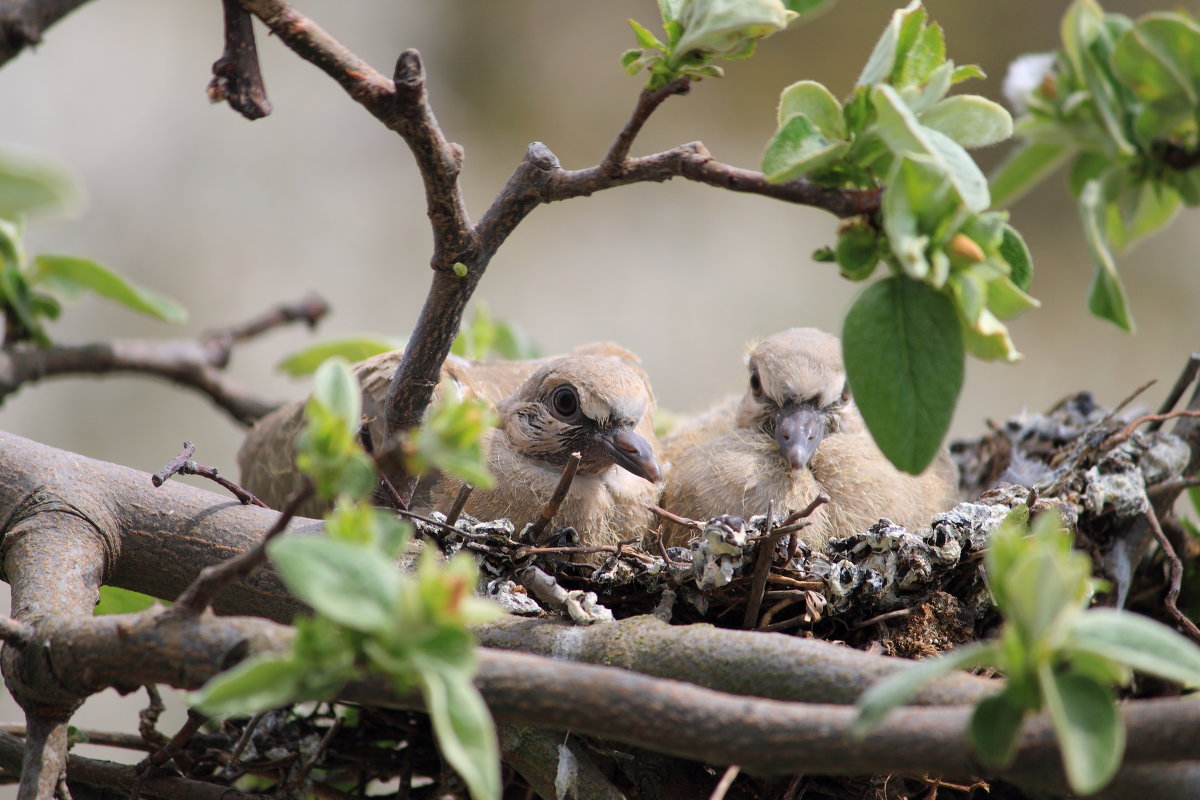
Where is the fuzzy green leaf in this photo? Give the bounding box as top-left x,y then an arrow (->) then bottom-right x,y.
1040,666 -> 1124,795
1070,609 -> 1200,687
34,255 -> 186,324
190,653 -> 305,716
920,95 -> 1013,149
998,224 -> 1034,291
1079,180 -> 1134,331
970,690 -> 1028,768
0,149 -> 78,220
1111,14 -> 1200,112
268,536 -> 401,633
989,141 -> 1074,210
311,357 -> 362,430
777,80 -> 845,138
843,276 -> 964,473
762,114 -> 850,183
415,661 -> 501,800
278,337 -> 399,377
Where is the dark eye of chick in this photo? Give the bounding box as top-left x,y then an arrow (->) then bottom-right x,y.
749,371 -> 763,396
550,384 -> 581,420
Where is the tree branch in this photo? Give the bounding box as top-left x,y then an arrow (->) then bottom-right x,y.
0,0 -> 94,67
0,294 -> 328,427
208,0 -> 272,120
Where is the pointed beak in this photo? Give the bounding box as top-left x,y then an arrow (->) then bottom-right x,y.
603,427 -> 663,484
776,406 -> 825,471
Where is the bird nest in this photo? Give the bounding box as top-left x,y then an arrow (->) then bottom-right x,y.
402,387 -> 1197,660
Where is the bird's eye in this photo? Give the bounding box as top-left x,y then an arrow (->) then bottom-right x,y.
749,371 -> 763,396
551,385 -> 580,419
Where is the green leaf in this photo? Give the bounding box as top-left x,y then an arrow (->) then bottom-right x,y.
784,0 -> 837,23
415,662 -> 501,800
989,141 -> 1074,209
1062,0 -> 1136,156
0,148 -> 78,220
628,18 -> 666,51
1111,14 -> 1200,112
970,690 -> 1028,768
1079,180 -> 1134,331
987,275 -> 1040,320
312,357 -> 362,430
835,221 -> 881,281
962,308 -> 1022,362
1106,180 -> 1181,253
34,255 -> 186,324
951,64 -> 986,83
857,2 -> 908,86
881,154 -> 966,282
1070,609 -> 1200,687
777,80 -> 846,138
854,641 -> 993,737
1040,665 -> 1124,795
278,337 -> 398,377
919,95 -> 1013,149
94,586 -> 158,615
0,259 -> 48,345
190,653 -> 305,716
843,276 -> 964,473
763,115 -> 850,183
998,224 -> 1034,291
268,536 -> 401,633
872,85 -> 990,211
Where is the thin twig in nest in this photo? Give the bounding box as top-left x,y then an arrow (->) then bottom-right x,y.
445,483 -> 473,526
852,608 -> 913,631
527,452 -> 581,544
743,500 -> 779,629
647,503 -> 704,530
1149,353 -> 1200,431
1144,504 -> 1200,645
709,764 -> 741,800
152,441 -> 269,507
1103,409 -> 1200,450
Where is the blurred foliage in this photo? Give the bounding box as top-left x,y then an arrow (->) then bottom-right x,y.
193,357 -> 503,800
856,507 -> 1200,794
0,147 -> 185,346
992,0 -> 1200,333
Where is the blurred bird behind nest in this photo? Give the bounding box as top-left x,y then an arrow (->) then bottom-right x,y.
237,343 -> 663,556
658,328 -> 960,549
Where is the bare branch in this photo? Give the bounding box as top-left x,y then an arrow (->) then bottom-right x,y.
602,76 -> 692,175
0,0 -> 94,66
526,452 -> 581,543
208,0 -> 272,120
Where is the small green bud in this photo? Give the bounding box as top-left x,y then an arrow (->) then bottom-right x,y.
452,262 -> 468,277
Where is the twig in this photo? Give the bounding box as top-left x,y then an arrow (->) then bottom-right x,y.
0,0 -> 96,67
853,608 -> 914,631
138,686 -> 168,749
1103,410 -> 1200,451
1147,475 -> 1200,500
208,0 -> 272,120
0,725 -> 153,752
527,452 -> 581,544
1144,505 -> 1200,645
515,543 -> 657,564
445,483 -> 473,526
289,718 -> 342,792
766,574 -> 825,590
1149,354 -> 1200,431
152,441 -> 269,507
781,493 -> 831,527
647,503 -> 704,530
709,765 -> 741,800
132,710 -> 209,800
169,481 -> 312,615
743,501 -> 779,629
1111,378 -> 1158,417
0,616 -> 34,648
602,76 -> 692,176
211,292 -> 329,346
229,712 -> 267,767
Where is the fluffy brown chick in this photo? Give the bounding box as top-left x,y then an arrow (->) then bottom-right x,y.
659,328 -> 959,549
237,342 -> 645,517
430,355 -> 663,553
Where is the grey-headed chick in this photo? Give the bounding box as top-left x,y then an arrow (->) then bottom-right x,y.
430,355 -> 663,553
659,328 -> 959,549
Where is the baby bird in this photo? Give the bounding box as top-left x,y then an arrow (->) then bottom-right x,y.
659,328 -> 959,549
431,355 -> 663,551
237,342 -> 657,525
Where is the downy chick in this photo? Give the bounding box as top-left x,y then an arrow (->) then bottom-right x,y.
659,328 -> 959,549
430,355 -> 663,553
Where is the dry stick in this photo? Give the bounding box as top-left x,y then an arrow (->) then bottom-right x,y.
742,501 -> 778,629
0,0 -> 96,66
853,608 -> 914,631
444,483 -> 473,526
1104,409 -> 1200,451
208,0 -> 272,120
0,725 -> 153,753
138,686 -> 168,749
215,292 -> 329,344
1144,504 -> 1200,645
1149,354 -> 1200,432
709,765 -> 741,800
228,712 -> 266,767
647,503 -> 704,530
170,482 -> 313,615
152,441 -> 269,508
527,452 -> 581,545
601,76 -> 692,176
131,710 -> 209,800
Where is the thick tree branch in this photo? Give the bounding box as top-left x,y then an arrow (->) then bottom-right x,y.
0,0 -> 93,66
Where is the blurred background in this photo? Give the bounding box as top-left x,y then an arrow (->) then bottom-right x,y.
0,0 -> 1194,780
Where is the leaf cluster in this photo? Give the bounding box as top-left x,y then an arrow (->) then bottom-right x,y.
758,2 -> 1032,473
993,0 -> 1200,332
193,357 -> 504,799
0,148 -> 185,346
855,508 -> 1200,795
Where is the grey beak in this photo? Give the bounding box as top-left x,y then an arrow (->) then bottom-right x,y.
604,427 -> 663,484
776,406 -> 825,471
